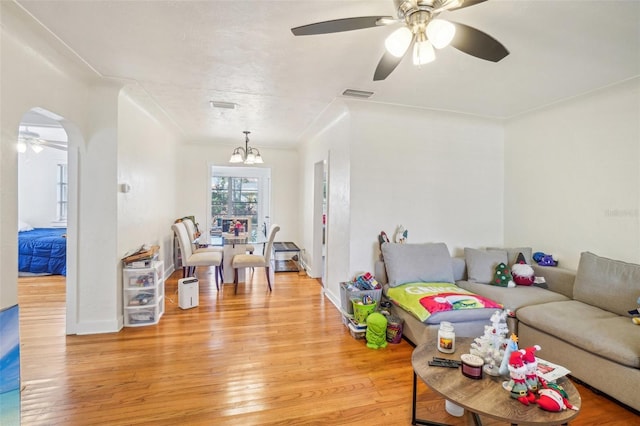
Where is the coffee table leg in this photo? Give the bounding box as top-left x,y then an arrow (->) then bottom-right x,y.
412,371 -> 454,426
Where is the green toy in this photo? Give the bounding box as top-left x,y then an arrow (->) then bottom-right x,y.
366,312 -> 388,349
493,262 -> 515,287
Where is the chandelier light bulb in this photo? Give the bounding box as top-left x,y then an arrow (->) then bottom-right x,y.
245,152 -> 256,165
385,27 -> 412,57
426,19 -> 456,49
413,38 -> 435,65
17,141 -> 27,153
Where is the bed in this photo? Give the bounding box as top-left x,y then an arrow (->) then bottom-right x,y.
18,228 -> 67,276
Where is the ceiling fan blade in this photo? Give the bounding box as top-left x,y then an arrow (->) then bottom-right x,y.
291,16 -> 393,36
40,141 -> 68,151
449,22 -> 509,62
373,39 -> 413,81
448,0 -> 488,11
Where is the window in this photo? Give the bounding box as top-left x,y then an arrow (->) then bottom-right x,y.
209,166 -> 270,240
56,163 -> 68,222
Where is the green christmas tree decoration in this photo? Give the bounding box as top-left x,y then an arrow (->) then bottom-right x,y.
493,262 -> 515,287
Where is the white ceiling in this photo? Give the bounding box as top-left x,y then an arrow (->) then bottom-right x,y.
16,0 -> 640,149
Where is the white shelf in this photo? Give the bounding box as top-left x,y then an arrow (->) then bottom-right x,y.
123,260 -> 165,327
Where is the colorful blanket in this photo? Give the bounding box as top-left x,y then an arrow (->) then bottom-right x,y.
386,282 -> 502,322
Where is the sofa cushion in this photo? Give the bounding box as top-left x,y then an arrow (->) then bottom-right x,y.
381,242 -> 454,287
573,252 -> 640,316
457,280 -> 570,311
518,300 -> 640,368
464,248 -> 508,284
488,247 -> 533,266
451,257 -> 466,282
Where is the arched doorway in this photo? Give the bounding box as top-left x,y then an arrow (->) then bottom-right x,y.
16,107 -> 79,334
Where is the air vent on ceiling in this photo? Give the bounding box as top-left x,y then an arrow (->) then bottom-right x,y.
210,101 -> 237,109
342,89 -> 374,99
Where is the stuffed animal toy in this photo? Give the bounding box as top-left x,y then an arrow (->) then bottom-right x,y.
493,263 -> 515,287
378,231 -> 389,260
628,296 -> 640,325
503,350 -> 536,405
534,252 -> 558,266
366,312 -> 388,349
536,383 -> 578,412
521,345 -> 545,393
511,253 -> 535,286
394,225 -> 408,244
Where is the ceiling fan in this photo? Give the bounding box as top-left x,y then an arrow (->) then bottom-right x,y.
18,127 -> 67,153
291,0 -> 509,81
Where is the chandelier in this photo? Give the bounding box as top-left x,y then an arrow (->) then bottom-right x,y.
229,131 -> 264,164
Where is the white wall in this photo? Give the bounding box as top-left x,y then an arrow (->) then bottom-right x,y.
504,78 -> 640,269
299,102 -> 350,282
1,3 -> 182,335
175,142 -> 300,267
18,145 -> 67,227
117,89 -> 182,321
300,102 -> 353,307
300,100 -> 505,310
1,1 -> 97,310
348,102 -> 505,267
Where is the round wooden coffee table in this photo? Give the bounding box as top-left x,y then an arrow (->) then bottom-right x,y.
411,338 -> 581,425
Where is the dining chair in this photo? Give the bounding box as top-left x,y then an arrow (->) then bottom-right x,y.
182,218 -> 224,254
231,224 -> 280,294
172,222 -> 223,289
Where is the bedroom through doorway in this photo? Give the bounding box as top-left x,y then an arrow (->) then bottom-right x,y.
17,108 -> 70,327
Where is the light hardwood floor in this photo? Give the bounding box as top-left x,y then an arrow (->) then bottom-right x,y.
18,269 -> 639,425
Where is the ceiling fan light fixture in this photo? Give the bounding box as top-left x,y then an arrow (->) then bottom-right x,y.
384,27 -> 412,57
426,19 -> 456,49
30,142 -> 44,154
413,37 -> 435,65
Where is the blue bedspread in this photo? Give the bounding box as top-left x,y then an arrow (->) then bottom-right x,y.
18,228 -> 67,276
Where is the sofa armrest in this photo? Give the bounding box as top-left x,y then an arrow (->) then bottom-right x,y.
531,264 -> 575,299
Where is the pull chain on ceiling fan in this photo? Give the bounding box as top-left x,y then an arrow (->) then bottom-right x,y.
291,0 -> 509,81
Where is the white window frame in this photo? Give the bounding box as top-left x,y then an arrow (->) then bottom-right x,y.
56,163 -> 68,223
208,165 -> 271,238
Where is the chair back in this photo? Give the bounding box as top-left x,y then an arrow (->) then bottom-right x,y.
182,218 -> 199,252
172,222 -> 193,260
263,224 -> 281,264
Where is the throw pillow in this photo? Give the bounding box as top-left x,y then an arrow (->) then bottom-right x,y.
381,242 -> 454,287
493,262 -> 515,287
465,248 -> 508,284
487,247 -> 533,266
18,220 -> 33,232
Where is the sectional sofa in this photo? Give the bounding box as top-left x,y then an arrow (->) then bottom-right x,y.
375,243 -> 640,411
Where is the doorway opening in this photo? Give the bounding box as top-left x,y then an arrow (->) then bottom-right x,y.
209,166 -> 271,241
17,107 -> 78,334
312,159 -> 328,283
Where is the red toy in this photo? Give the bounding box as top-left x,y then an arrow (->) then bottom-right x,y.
536,383 -> 578,412
511,253 -> 535,286
521,345 -> 545,393
503,350 -> 536,405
